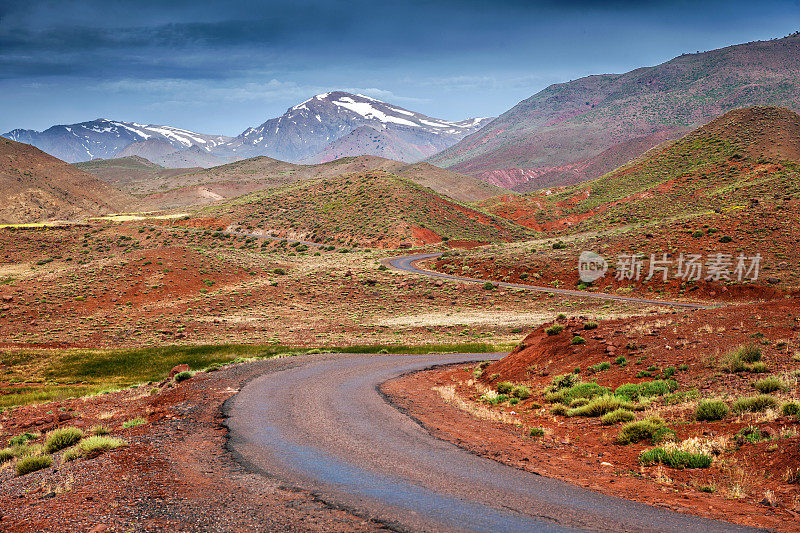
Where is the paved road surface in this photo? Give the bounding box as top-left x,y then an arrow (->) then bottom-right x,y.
386,252 -> 712,310
226,353 -> 754,532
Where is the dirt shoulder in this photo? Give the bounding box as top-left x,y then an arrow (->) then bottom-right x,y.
0,359 -> 381,532
383,366 -> 796,531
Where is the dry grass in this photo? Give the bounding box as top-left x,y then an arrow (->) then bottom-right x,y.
432,384 -> 522,425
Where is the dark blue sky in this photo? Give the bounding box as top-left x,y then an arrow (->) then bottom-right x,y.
2,0 -> 799,135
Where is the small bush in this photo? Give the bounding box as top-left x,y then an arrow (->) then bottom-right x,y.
44,427 -> 84,453
617,417 -> 664,445
546,381 -> 608,404
552,241 -> 567,249
15,455 -> 53,476
0,448 -> 15,463
662,366 -> 676,379
736,426 -> 763,444
173,370 -> 194,383
614,380 -> 678,401
482,281 -> 496,290
588,362 -> 611,372
695,400 -> 729,421
781,402 -> 800,417
496,381 -> 514,394
639,448 -> 712,469
723,345 -> 762,372
9,433 -> 36,446
62,446 -> 83,462
91,425 -> 110,436
601,408 -> 635,425
677,364 -> 689,371
719,236 -> 733,243
529,427 -> 545,437
732,395 -> 779,414
549,373 -> 578,391
754,376 -> 784,393
545,324 -> 564,336
122,417 -> 146,429
651,427 -> 677,445
511,385 -> 531,400
584,322 -> 598,330
79,436 -> 126,455
571,336 -> 586,345
550,404 -> 568,416
568,395 -> 632,417
273,268 -> 286,275
748,361 -> 769,373
569,398 -> 590,407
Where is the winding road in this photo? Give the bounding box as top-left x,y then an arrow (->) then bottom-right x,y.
226,353 -> 754,532
385,252 -> 712,310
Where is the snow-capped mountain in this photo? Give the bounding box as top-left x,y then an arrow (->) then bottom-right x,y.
222,92 -> 493,163
2,119 -> 232,164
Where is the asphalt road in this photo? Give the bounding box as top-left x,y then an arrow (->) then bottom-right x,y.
226,353 -> 754,532
386,252 -> 712,310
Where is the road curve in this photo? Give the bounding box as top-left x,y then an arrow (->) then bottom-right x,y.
386,252 -> 713,310
226,353 -> 754,532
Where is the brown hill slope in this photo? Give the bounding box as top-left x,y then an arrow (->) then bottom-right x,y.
0,139 -> 134,224
429,34 -> 800,189
184,170 -> 533,248
479,106 -> 800,233
137,155 -> 507,209
74,156 -> 199,193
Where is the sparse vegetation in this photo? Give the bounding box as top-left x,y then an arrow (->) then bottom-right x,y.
617,417 -> 665,445
44,427 -> 83,453
731,395 -> 779,414
600,408 -> 635,425
695,400 -> 729,421
639,448 -> 712,469
122,417 -> 146,429
545,324 -> 564,336
753,376 -> 784,393
15,454 -> 53,475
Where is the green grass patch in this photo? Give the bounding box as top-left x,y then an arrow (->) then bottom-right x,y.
122,417 -> 146,429
44,427 -> 83,453
613,380 -> 678,401
695,400 -> 729,421
639,447 -> 712,469
600,408 -> 635,425
753,376 -> 784,393
732,394 -> 779,414
15,454 -> 53,475
79,436 -> 126,455
546,381 -> 609,404
617,417 -> 665,445
567,395 -> 633,417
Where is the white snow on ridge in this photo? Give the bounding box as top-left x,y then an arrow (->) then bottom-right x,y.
331,98 -> 418,127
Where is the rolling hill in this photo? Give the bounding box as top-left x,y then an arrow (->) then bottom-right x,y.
478,106 -> 800,233
429,34 -> 800,190
185,170 -> 534,248
0,139 -> 134,224
73,156 -> 200,194
132,155 -> 507,209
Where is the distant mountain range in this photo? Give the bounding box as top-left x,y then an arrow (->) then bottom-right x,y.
2,92 -> 492,167
428,33 -> 800,190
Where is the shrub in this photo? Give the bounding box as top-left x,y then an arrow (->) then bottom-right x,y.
584,322 -> 598,330
601,408 -> 635,425
122,417 -> 146,429
614,380 -> 678,401
588,362 -> 611,372
639,448 -> 712,469
482,281 -> 496,290
511,385 -> 531,400
44,427 -> 84,453
273,268 -> 286,275
0,447 -> 15,463
692,230 -> 704,238
723,345 -> 762,372
556,313 -> 567,320
754,376 -> 784,393
549,373 -> 579,391
749,361 -> 769,373
91,425 -> 110,436
569,398 -> 590,407
15,455 -> 53,476
9,433 -> 36,446
719,236 -> 733,243
545,324 -> 564,336
571,336 -> 586,345
550,404 -> 568,416
617,417 -> 664,444
546,381 -> 608,404
781,402 -> 800,417
552,241 -> 567,249
732,395 -> 779,414
636,370 -> 652,378
173,370 -> 194,382
496,381 -> 514,394
62,446 -> 83,462
651,427 -> 677,445
529,427 -> 545,437
662,366 -> 676,379
677,364 -> 689,371
736,426 -> 763,444
695,400 -> 729,421
568,395 -> 632,417
79,436 -> 126,455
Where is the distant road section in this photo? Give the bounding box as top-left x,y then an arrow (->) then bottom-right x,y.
386,252 -> 712,309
